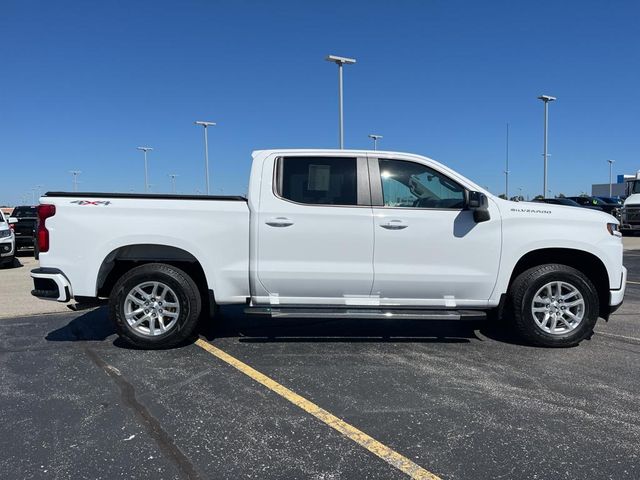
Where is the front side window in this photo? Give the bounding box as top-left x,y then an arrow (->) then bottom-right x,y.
378,159 -> 465,209
278,157 -> 358,206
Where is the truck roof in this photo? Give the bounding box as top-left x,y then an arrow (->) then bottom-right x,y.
252,148 -> 423,157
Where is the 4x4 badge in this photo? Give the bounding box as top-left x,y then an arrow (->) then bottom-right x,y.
70,200 -> 111,206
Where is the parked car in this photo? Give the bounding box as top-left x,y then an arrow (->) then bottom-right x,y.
31,149 -> 626,349
595,196 -> 623,205
532,198 -> 598,209
566,196 -> 620,218
11,205 -> 38,252
0,210 -> 16,267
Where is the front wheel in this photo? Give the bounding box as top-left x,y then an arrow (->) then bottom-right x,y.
109,263 -> 202,349
510,264 -> 599,347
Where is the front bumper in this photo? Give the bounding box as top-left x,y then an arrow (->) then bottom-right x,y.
608,266 -> 627,314
31,268 -> 72,302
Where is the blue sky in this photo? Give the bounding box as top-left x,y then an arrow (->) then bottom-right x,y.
1,0 -> 639,204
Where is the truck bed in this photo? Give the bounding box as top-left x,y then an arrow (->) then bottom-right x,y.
38,191 -> 251,303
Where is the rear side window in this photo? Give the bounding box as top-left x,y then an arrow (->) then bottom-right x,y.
277,157 -> 358,206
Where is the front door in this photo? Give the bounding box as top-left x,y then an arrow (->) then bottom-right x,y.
255,154 -> 375,305
369,156 -> 501,307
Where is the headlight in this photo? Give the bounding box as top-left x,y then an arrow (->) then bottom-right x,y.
0,229 -> 11,238
607,223 -> 622,237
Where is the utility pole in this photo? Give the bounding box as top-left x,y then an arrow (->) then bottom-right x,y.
325,55 -> 356,149
538,95 -> 556,198
137,147 -> 153,193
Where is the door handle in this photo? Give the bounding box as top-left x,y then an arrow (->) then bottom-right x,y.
380,220 -> 408,230
266,217 -> 294,227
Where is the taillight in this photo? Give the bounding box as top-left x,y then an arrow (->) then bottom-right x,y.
37,204 -> 56,253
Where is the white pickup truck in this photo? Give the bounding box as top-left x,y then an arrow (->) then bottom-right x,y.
621,172 -> 640,233
31,149 -> 627,348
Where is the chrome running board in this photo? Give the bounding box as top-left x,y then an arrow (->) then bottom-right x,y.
244,306 -> 486,320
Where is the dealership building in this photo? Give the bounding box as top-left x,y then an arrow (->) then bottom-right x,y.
592,174 -> 637,197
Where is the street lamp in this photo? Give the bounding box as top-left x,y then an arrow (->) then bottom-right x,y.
194,121 -> 216,195
137,147 -> 153,193
537,94 -> 556,198
504,123 -> 510,198
69,171 -> 81,192
168,173 -> 178,194
368,134 -> 383,150
608,159 -> 615,197
325,55 -> 356,149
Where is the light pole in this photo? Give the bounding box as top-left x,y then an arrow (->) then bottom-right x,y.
368,134 -> 383,150
169,174 -> 178,194
69,170 -> 81,192
325,55 -> 356,149
537,95 -> 556,198
518,186 -> 523,201
607,159 -> 615,197
137,147 -> 153,193
504,123 -> 510,198
194,121 -> 216,194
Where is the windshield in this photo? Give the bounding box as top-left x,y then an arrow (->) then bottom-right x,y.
632,180 -> 640,194
0,212 -> 5,223
12,206 -> 37,218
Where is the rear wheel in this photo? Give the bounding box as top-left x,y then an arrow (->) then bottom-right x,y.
109,263 -> 202,349
510,264 -> 599,347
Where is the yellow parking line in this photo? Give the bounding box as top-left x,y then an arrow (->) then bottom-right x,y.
627,280 -> 640,285
195,339 -> 440,480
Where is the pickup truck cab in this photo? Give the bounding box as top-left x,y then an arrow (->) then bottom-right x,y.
31,149 -> 627,348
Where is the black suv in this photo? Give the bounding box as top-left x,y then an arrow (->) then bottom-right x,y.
566,196 -> 620,218
11,205 -> 38,252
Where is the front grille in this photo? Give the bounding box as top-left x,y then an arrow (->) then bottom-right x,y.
624,207 -> 640,225
15,226 -> 34,236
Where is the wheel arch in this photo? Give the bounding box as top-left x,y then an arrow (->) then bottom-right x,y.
96,244 -> 215,316
507,248 -> 609,317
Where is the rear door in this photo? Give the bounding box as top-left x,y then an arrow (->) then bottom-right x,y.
254,154 -> 375,305
369,155 -> 502,306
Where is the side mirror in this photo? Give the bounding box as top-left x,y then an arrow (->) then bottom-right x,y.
8,217 -> 18,224
467,191 -> 491,223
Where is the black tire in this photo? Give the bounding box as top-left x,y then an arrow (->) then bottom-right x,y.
0,256 -> 13,269
109,263 -> 202,349
510,264 -> 599,347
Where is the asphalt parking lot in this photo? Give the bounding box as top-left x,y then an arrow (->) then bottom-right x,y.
0,251 -> 639,479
